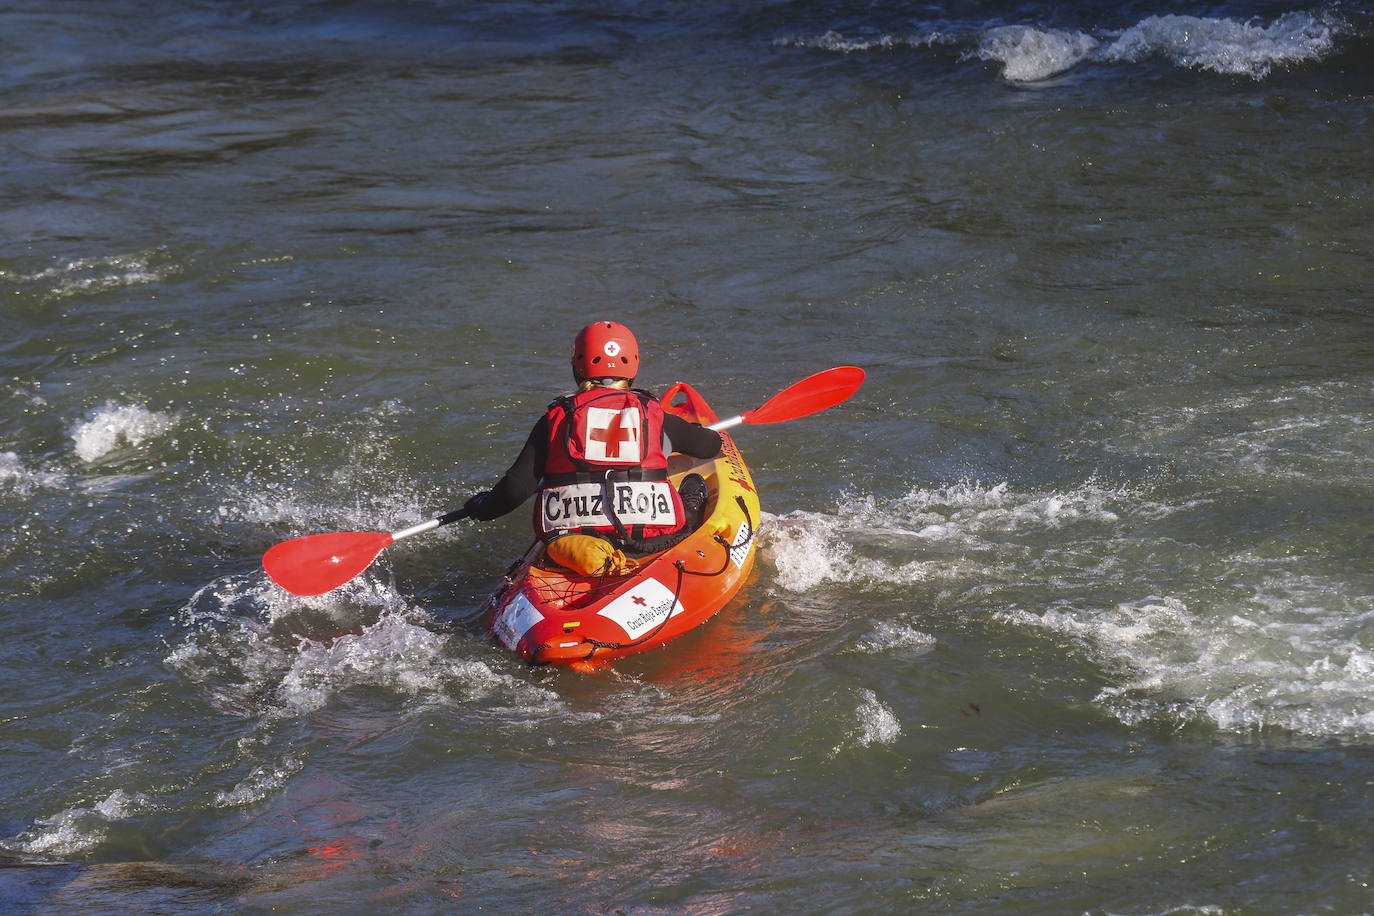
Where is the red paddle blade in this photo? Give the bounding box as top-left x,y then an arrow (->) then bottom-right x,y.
262,531 -> 396,596
740,366 -> 866,426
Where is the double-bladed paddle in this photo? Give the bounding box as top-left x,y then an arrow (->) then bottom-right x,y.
260,508 -> 470,597
262,365 -> 865,596
706,365 -> 866,431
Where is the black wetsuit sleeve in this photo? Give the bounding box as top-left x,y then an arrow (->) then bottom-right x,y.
663,413 -> 722,459
465,416 -> 549,520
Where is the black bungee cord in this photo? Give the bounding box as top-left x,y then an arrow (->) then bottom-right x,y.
530,496 -> 757,663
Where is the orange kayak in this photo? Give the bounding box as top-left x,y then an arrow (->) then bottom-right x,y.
487,381 -> 761,667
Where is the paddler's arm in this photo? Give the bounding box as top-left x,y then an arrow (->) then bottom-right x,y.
663,413 -> 722,459
462,416 -> 550,520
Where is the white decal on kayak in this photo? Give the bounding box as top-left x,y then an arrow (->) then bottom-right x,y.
598,578 -> 685,640
494,591 -> 542,650
729,519 -> 753,569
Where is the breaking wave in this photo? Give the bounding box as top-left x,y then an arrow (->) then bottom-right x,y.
776,9 -> 1346,82
764,479 -> 1133,594
17,789 -> 151,858
1003,589 -> 1374,739
763,480 -> 1374,740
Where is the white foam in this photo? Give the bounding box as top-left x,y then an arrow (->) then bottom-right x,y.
772,29 -> 951,54
0,450 -> 66,494
0,451 -> 26,485
975,25 -> 1100,82
1101,12 -> 1337,79
852,620 -> 937,655
1,250 -> 173,299
1116,380 -> 1373,484
20,789 -> 149,857
169,573 -> 563,729
777,10 -> 1343,82
277,613 -> 458,714
276,612 -> 562,717
765,481 -> 1128,594
213,754 -> 306,809
769,479 -> 1373,739
1002,581 -> 1374,738
834,689 -> 902,753
70,401 -> 175,464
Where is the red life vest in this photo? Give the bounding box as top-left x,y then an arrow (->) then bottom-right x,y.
536,388 -> 685,542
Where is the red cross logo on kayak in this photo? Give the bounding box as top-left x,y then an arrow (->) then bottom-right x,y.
729,475 -> 755,494
632,596 -> 647,606
586,408 -> 639,462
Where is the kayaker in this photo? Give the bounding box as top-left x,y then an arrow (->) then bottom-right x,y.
460,321 -> 722,575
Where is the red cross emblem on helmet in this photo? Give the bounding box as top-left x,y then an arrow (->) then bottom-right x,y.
572,321 -> 639,379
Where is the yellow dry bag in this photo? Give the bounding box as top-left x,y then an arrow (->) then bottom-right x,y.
546,534 -> 639,577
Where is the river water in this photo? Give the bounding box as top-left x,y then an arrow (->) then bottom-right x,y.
2,1 -> 1372,912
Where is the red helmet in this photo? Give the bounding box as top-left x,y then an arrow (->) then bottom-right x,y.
571,321 -> 639,380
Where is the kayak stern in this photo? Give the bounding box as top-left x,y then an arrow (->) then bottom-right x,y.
487,382 -> 760,667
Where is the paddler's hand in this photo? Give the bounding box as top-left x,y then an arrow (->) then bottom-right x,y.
462,491 -> 499,521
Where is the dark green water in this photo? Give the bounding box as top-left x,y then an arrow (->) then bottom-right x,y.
2,2 -> 1372,912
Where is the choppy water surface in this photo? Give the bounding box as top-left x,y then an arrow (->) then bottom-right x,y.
2,1 -> 1372,912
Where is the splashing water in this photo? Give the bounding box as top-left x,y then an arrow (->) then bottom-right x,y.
0,451 -> 66,494
1004,588 -> 1374,738
19,790 -> 150,858
851,620 -> 938,655
834,689 -> 903,754
765,480 -> 1128,593
772,29 -> 953,54
167,574 -> 562,725
70,402 -> 176,464
765,481 -> 1374,740
1101,12 -> 1339,79
975,25 -> 1100,82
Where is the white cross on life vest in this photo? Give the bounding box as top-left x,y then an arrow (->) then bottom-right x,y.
584,406 -> 641,463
